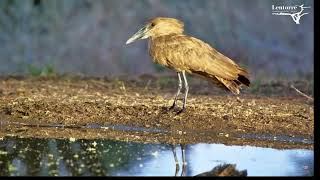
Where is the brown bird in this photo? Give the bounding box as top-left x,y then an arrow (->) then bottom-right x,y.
126,17 -> 250,113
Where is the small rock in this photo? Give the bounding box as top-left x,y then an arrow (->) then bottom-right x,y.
236,97 -> 244,103
222,115 -> 229,120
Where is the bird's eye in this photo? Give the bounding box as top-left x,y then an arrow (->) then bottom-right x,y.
151,23 -> 155,27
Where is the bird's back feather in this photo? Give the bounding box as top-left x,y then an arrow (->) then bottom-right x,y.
149,34 -> 250,94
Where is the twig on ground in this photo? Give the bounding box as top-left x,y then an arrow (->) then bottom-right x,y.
290,85 -> 313,101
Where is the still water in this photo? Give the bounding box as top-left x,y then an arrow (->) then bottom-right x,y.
0,137 -> 313,176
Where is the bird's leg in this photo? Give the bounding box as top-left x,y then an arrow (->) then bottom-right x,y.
177,71 -> 189,114
171,144 -> 180,176
180,144 -> 187,176
169,72 -> 182,110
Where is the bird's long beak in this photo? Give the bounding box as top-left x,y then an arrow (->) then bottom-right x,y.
126,25 -> 150,45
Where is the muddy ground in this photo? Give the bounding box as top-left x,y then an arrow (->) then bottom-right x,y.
0,75 -> 314,149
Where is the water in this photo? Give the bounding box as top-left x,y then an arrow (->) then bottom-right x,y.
0,137 -> 313,176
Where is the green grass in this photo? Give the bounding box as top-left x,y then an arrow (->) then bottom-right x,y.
156,76 -> 177,88
249,79 -> 261,93
153,64 -> 167,73
27,63 -> 56,77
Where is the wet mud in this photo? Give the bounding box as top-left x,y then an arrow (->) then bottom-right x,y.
0,76 -> 314,149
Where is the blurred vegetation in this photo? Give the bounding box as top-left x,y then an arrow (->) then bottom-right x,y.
27,63 -> 55,77
250,80 -> 262,93
156,76 -> 177,89
0,137 -> 155,176
153,64 -> 166,73
0,0 -> 314,81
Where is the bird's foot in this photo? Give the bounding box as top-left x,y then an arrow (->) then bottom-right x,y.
160,104 -> 175,114
168,102 -> 176,111
176,107 -> 186,115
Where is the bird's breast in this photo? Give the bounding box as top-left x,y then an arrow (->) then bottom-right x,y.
148,38 -> 170,68
148,35 -> 191,72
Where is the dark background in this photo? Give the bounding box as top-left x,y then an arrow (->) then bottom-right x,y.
0,0 -> 314,81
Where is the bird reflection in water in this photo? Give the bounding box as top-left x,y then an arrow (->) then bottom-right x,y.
171,144 -> 247,177
171,144 -> 187,176
195,164 -> 247,177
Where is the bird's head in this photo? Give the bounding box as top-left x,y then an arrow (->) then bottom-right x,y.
126,17 -> 184,44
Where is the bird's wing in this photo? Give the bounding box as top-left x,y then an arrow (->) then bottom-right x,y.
155,35 -> 247,81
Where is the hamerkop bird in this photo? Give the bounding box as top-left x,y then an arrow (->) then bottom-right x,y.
126,17 -> 250,113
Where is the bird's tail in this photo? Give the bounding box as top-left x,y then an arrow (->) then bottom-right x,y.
193,68 -> 250,95
215,68 -> 250,95
215,77 -> 239,94
237,68 -> 250,87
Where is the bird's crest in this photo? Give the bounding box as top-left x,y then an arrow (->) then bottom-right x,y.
146,17 -> 184,35
147,17 -> 184,27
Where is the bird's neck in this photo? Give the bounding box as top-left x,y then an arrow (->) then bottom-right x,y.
149,33 -> 182,41
150,32 -> 183,39
148,34 -> 183,54
148,35 -> 166,51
